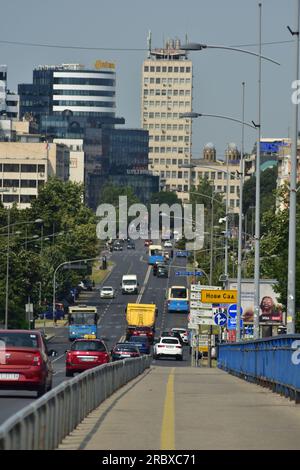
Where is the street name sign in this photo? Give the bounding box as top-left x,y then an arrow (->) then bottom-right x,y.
201,289 -> 238,304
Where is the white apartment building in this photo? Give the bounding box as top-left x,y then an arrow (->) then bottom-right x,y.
53,138 -> 84,183
141,39 -> 193,201
0,65 -> 19,119
0,142 -> 69,208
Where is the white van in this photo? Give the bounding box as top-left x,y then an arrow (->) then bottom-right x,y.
121,274 -> 138,294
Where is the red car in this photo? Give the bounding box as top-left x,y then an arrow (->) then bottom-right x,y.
144,239 -> 153,247
0,329 -> 56,397
65,339 -> 110,377
126,326 -> 155,344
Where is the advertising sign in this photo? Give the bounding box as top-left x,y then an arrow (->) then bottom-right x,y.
228,279 -> 284,324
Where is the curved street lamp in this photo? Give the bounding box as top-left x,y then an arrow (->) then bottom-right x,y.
181,21 -> 281,340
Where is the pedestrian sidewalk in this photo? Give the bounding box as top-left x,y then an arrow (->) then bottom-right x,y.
59,365 -> 300,450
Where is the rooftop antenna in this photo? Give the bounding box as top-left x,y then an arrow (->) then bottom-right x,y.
147,30 -> 152,58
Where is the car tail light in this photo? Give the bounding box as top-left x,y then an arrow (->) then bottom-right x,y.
175,345 -> 182,349
33,353 -> 42,366
157,345 -> 165,348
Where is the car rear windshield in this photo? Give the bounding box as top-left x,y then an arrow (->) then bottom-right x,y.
0,333 -> 39,348
161,338 -> 179,345
102,287 -> 113,291
115,345 -> 138,352
71,341 -> 106,352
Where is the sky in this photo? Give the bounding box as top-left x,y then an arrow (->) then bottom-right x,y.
0,0 -> 297,158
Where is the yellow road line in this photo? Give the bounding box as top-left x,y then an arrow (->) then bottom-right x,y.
160,368 -> 175,450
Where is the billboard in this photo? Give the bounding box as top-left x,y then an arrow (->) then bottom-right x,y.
228,279 -> 284,324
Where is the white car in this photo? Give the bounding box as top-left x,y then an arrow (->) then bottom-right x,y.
153,337 -> 183,361
100,286 -> 115,299
171,328 -> 189,345
163,240 -> 172,248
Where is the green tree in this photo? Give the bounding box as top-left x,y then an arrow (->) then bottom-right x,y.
150,191 -> 180,206
0,178 -> 98,327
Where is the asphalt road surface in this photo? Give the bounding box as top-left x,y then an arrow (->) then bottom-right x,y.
0,238 -> 190,424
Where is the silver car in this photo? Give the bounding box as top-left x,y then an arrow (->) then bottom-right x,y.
100,286 -> 115,299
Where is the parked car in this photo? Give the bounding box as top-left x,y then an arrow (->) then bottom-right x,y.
153,337 -> 183,361
100,286 -> 115,299
126,336 -> 151,355
0,329 -> 57,397
127,241 -> 135,249
111,343 -> 141,361
171,328 -> 189,345
144,239 -> 153,247
78,279 -> 93,292
65,339 -> 110,377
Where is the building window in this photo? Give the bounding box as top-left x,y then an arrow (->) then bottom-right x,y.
217,172 -> 223,179
3,164 -> 20,172
230,186 -> 235,193
3,195 -> 19,203
21,180 -> 37,188
3,179 -> 19,188
144,66 -> 149,72
150,66 -> 155,72
20,195 -> 36,203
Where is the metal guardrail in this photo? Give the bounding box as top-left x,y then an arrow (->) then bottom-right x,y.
218,335 -> 300,403
0,355 -> 151,450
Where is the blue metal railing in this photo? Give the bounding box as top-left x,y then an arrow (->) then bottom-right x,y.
218,335 -> 300,403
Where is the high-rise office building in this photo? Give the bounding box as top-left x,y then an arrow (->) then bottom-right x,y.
19,62 -> 116,120
141,38 -> 193,201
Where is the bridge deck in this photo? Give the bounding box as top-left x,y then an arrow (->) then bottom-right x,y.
59,366 -> 300,450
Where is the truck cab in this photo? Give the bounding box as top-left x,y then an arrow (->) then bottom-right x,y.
121,274 -> 138,294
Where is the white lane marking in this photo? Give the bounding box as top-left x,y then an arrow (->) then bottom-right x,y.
52,353 -> 66,363
136,265 -> 152,304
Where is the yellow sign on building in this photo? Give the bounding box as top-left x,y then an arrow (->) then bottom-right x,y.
201,289 -> 238,304
94,60 -> 115,70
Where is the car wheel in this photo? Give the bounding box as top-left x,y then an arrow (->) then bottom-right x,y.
66,370 -> 74,377
36,382 -> 47,398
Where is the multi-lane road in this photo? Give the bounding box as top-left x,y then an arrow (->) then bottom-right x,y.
0,239 -> 190,424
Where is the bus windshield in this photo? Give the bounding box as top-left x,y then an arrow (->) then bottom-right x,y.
170,287 -> 187,299
70,313 -> 96,325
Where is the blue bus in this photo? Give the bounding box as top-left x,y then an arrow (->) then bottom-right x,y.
68,305 -> 98,341
148,244 -> 164,265
167,286 -> 189,313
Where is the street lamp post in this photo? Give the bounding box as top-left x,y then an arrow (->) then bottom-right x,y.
1,216 -> 43,329
53,257 -> 102,324
236,82 -> 246,341
181,28 -> 280,340
287,0 -> 300,334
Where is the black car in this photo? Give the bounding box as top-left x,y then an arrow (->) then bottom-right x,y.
111,343 -> 141,361
113,243 -> 123,251
157,265 -> 168,278
153,262 -> 167,276
127,241 -> 135,249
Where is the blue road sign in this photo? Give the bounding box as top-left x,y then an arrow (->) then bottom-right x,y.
228,304 -> 243,319
227,317 -> 244,330
175,271 -> 204,276
245,325 -> 254,335
214,312 -> 227,326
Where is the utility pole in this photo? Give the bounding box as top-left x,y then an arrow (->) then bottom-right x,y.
287,0 -> 300,334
